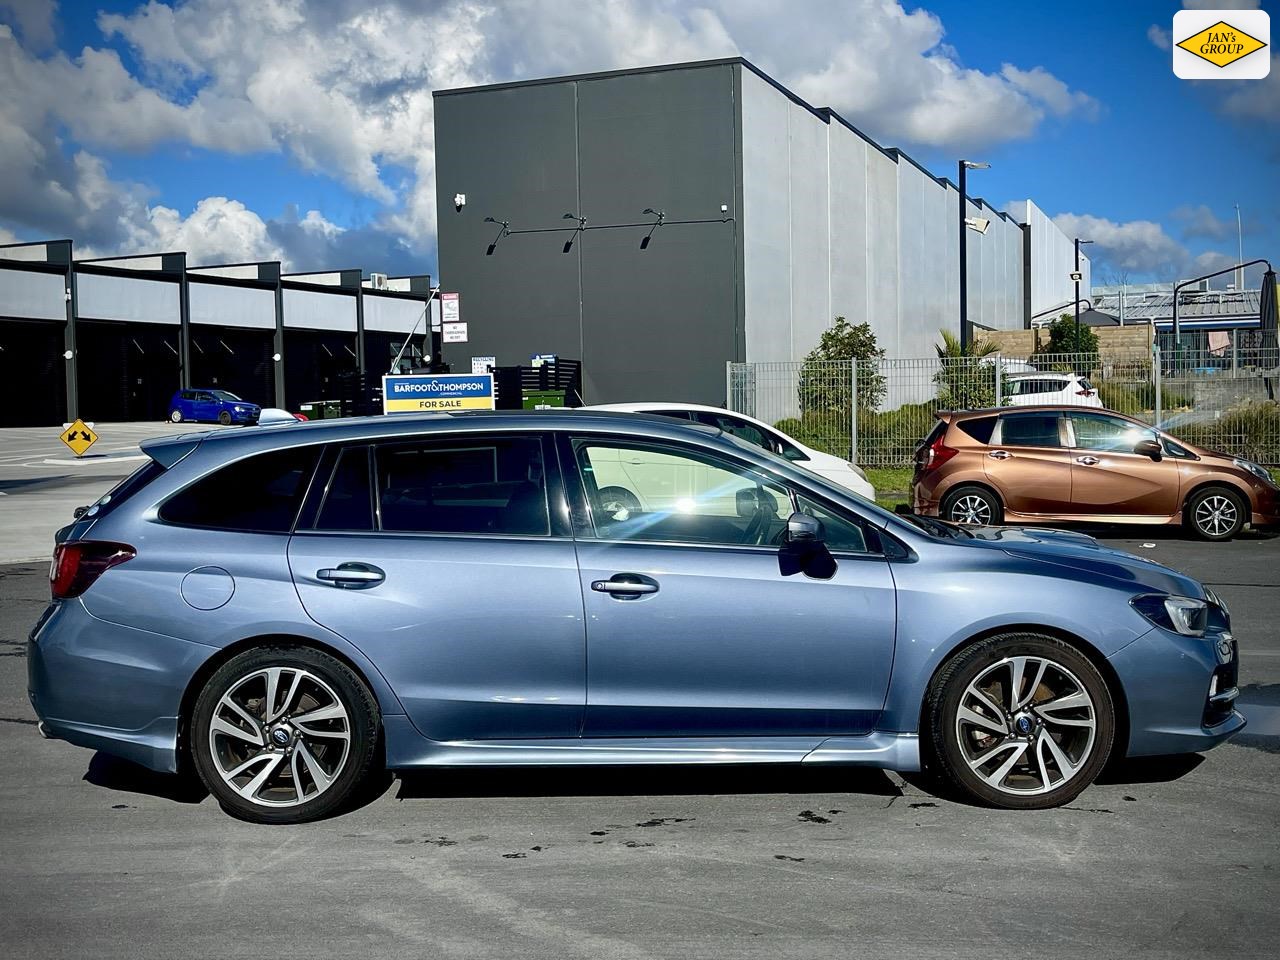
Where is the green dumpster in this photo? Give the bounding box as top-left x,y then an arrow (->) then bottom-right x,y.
299,399 -> 342,420
522,390 -> 567,409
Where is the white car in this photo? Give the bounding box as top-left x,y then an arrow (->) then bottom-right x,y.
1004,372 -> 1103,409
587,402 -> 876,500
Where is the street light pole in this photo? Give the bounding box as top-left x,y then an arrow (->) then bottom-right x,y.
958,160 -> 990,352
1073,238 -> 1093,347
959,160 -> 968,352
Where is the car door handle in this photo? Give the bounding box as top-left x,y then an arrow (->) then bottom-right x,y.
591,577 -> 659,596
1075,456 -> 1100,465
988,450 -> 1013,460
316,563 -> 385,588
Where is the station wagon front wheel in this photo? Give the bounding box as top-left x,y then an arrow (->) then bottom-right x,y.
190,646 -> 380,823
926,634 -> 1114,809
169,409 -> 183,423
218,410 -> 233,426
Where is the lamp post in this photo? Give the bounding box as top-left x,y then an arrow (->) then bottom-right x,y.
958,160 -> 990,352
1074,238 -> 1094,347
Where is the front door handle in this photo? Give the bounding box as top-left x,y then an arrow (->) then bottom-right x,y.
591,576 -> 659,597
988,450 -> 1012,460
1075,456 -> 1100,465
316,563 -> 385,588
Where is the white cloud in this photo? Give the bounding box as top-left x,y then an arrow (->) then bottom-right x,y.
1,0 -> 1103,268
1147,25 -> 1171,51
1172,204 -> 1237,240
0,0 -> 56,50
1052,213 -> 1188,276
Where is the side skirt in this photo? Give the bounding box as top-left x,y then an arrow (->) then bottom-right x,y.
382,717 -> 920,772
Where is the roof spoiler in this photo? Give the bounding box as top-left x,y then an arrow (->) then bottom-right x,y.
138,435 -> 202,469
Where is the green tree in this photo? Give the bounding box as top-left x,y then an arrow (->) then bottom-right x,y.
933,328 -> 1005,409
1036,314 -> 1100,373
797,316 -> 887,413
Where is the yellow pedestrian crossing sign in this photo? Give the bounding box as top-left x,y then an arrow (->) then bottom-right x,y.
60,419 -> 98,457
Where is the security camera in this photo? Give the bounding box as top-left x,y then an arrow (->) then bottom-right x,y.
454,193 -> 466,212
720,203 -> 729,215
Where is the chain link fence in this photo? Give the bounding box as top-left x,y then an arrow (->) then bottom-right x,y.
728,342 -> 1280,467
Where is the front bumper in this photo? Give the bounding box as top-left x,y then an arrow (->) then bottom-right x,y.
27,599 -> 215,774
1109,625 -> 1245,757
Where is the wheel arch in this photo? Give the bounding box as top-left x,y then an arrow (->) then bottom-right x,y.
177,633 -> 391,769
938,480 -> 1005,512
1181,477 -> 1251,518
918,622 -> 1130,760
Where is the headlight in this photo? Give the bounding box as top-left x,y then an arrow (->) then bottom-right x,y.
845,462 -> 868,480
1131,594 -> 1208,637
234,406 -> 245,412
1233,458 -> 1271,483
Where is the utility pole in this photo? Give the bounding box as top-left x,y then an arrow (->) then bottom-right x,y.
1235,202 -> 1244,291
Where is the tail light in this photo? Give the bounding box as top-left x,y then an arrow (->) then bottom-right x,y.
921,434 -> 959,473
293,413 -> 309,421
50,541 -> 135,600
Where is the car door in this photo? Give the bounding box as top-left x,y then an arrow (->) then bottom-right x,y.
287,434 -> 586,741
984,412 -> 1073,514
562,432 -> 896,738
1065,412 -> 1181,516
193,391 -> 218,421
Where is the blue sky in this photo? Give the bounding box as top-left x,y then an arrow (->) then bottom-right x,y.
0,0 -> 1275,286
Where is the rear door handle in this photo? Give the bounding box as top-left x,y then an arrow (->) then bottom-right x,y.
988,450 -> 1012,460
316,563 -> 385,588
591,576 -> 659,597
1075,456 -> 1100,465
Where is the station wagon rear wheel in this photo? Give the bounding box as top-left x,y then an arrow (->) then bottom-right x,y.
191,646 -> 379,823
926,634 -> 1114,809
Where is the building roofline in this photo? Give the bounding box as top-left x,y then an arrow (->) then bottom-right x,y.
434,56 -> 1003,219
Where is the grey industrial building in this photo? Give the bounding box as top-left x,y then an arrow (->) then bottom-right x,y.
434,57 -> 1088,405
0,239 -> 435,426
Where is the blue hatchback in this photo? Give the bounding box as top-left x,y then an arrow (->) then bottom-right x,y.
29,411 -> 1244,822
167,389 -> 260,426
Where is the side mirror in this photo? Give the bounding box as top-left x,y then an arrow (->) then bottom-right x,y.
1133,439 -> 1162,461
786,511 -> 823,543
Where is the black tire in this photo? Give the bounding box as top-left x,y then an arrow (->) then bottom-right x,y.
190,645 -> 380,824
925,633 -> 1114,809
597,485 -> 641,519
940,484 -> 1003,527
218,410 -> 233,426
169,409 -> 183,423
1185,486 -> 1246,541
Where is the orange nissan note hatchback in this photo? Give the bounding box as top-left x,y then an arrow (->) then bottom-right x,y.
911,406 -> 1280,540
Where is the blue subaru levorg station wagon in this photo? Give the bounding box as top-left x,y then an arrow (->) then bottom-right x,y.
29,411 -> 1244,822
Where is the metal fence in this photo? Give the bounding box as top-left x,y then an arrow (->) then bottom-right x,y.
728,344 -> 1280,467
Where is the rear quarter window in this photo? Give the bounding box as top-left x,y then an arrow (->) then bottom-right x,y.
159,446 -> 321,532
956,416 -> 997,444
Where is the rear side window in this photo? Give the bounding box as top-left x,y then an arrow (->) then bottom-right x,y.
375,436 -> 548,536
999,414 -> 1061,448
691,411 -> 769,451
160,446 -> 321,532
956,416 -> 997,444
315,447 -> 374,531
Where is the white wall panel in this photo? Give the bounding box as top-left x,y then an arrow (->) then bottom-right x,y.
787,105 -> 830,359
282,287 -> 356,331
189,282 -> 275,329
0,267 -> 65,320
77,273 -> 179,324
364,293 -> 429,333
740,69 -> 792,364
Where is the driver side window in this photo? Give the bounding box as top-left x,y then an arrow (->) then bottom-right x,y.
573,439 -> 790,547
1068,413 -> 1158,453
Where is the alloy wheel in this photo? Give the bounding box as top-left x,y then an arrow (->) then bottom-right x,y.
208,666 -> 351,808
953,655 -> 1097,796
949,494 -> 991,525
1194,495 -> 1238,538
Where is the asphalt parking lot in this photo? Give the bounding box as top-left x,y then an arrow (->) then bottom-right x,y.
1,427 -> 1278,958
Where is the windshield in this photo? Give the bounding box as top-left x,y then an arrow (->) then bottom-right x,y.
211,390 -> 243,402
